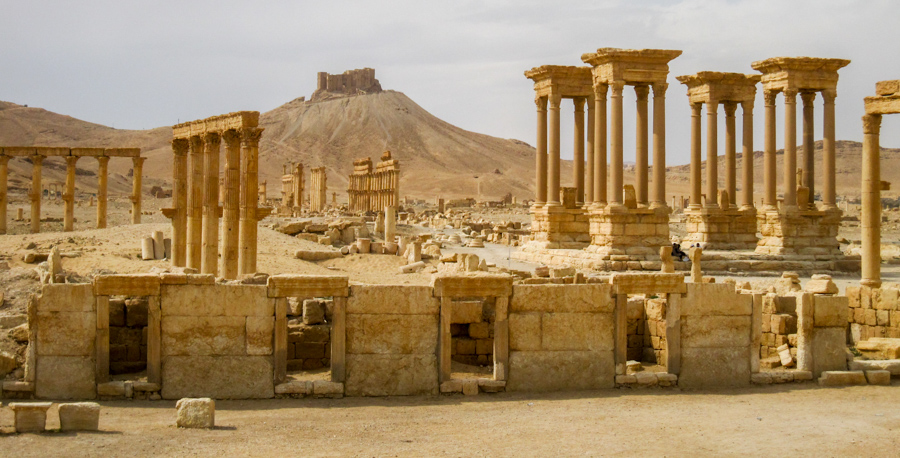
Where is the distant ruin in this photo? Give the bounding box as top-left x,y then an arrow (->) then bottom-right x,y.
348,151 -> 400,212
311,68 -> 382,101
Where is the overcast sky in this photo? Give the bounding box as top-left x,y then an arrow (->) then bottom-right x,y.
2,0 -> 898,165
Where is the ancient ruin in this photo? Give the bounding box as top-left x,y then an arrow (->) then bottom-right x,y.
309,167 -> 327,212
347,151 -> 400,213
279,162 -> 304,216
312,68 -> 381,101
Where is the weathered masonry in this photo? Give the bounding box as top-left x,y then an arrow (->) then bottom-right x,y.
0,147 -> 143,234
347,151 -> 400,213
12,272 -> 848,400
279,162 -> 304,216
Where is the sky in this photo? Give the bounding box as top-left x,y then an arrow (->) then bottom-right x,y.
1,0 -> 898,166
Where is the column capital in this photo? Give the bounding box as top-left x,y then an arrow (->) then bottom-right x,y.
96,156 -> 110,166
189,135 -> 203,152
31,154 -> 44,165
634,85 -> 650,101
800,91 -> 817,105
691,102 -> 702,116
535,96 -> 547,111
132,156 -> 146,168
240,127 -> 264,145
222,128 -> 241,146
573,97 -> 586,111
65,156 -> 79,166
203,131 -> 221,148
863,114 -> 883,135
652,83 -> 668,98
609,80 -> 626,95
593,83 -> 609,99
172,138 -> 190,155
547,92 -> 562,109
821,89 -> 837,104
723,101 -> 738,117
740,100 -> 755,112
706,99 -> 719,113
763,90 -> 778,106
783,89 -> 798,101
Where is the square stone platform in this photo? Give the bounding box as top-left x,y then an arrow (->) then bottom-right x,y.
683,207 -> 758,251
757,208 -> 842,256
528,204 -> 591,249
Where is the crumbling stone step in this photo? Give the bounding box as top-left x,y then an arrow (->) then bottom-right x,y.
818,371 -> 868,386
615,372 -> 677,387
849,359 -> 900,376
750,371 -> 813,384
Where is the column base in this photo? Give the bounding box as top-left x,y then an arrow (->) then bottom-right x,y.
527,205 -> 591,248
755,207 -> 843,256
683,207 -> 758,251
584,206 -> 670,261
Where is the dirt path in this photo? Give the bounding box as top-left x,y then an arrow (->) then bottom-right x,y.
2,384 -> 899,456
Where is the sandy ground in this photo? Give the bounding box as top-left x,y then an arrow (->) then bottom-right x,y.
1,384 -> 899,456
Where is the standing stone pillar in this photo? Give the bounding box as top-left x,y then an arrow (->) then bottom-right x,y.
594,85 -> 608,207
96,156 -> 110,229
724,102 -> 737,208
172,139 -> 189,267
705,101 -> 718,209
222,130 -> 241,279
609,82 -> 625,208
763,90 -> 778,210
547,93 -> 562,206
64,156 -> 78,231
861,114 -> 882,287
201,132 -> 221,276
239,127 -> 263,276
534,97 -> 548,205
689,103 -> 702,209
187,137 -> 204,270
385,206 -> 396,243
0,155 -> 7,234
740,101 -> 755,210
801,91 -> 816,207
634,86 -> 650,206
131,157 -> 145,224
822,90 -> 837,210
783,90 -> 798,210
30,155 -> 43,233
585,94 -> 595,206
573,97 -> 586,205
651,83 -> 667,209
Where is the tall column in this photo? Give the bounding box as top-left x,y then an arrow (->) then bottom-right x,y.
573,97 -> 586,205
172,139 -> 189,267
690,103 -> 702,209
239,127 -> 263,276
585,94 -> 595,206
131,157 -> 145,224
724,102 -> 737,208
651,83 -> 667,209
822,90 -> 837,210
201,132 -> 221,276
547,92 -> 562,206
30,155 -> 43,233
0,155 -> 7,234
635,85 -> 650,206
861,114 -> 883,287
763,90 -> 778,211
96,156 -> 109,229
609,82 -> 625,208
705,100 -> 719,209
740,101 -> 755,210
801,91 -> 816,208
64,155 -> 78,231
534,97 -> 548,205
593,85 -> 608,207
222,130 -> 241,279
187,137 -> 204,270
783,89 -> 798,210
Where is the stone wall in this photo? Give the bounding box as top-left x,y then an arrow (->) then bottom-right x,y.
450,298 -> 494,367
760,294 -> 798,360
845,285 -> 900,343
34,284 -> 97,399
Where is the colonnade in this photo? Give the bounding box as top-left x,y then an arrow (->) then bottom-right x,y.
169,111 -> 265,280
0,147 -> 143,234
310,167 -> 327,212
280,162 -> 304,213
347,152 -> 401,212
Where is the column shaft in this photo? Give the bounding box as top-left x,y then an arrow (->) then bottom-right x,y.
763,91 -> 777,210
594,85 -> 608,206
131,157 -> 145,224
823,91 -> 837,209
705,101 -> 718,208
609,82 -> 624,207
239,127 -> 263,276
535,97 -> 548,204
0,156 -> 7,234
547,93 -> 562,205
64,156 -> 78,231
172,139 -> 189,267
221,131 -> 241,279
690,104 -> 702,208
635,86 -> 650,206
574,97 -> 586,205
31,155 -> 42,233
862,114 -> 882,287
201,133 -> 221,276
651,83 -> 667,208
585,94 -> 595,206
186,137 -> 204,270
724,102 -> 737,207
801,91 -> 816,208
784,90 -> 798,210
97,156 -> 109,229
741,101 -> 755,210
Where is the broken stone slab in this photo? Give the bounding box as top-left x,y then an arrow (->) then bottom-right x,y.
440,380 -> 463,393
399,261 -> 426,274
477,379 -> 506,393
58,402 -> 101,431
294,250 -> 342,262
176,398 -> 215,428
312,380 -> 343,398
805,278 -> 838,295
818,371 -> 867,386
849,359 -> 900,375
98,381 -> 126,397
461,379 -> 479,396
10,402 -> 53,433
634,372 -> 658,386
275,380 -> 311,395
302,299 -> 325,325
751,372 -> 773,384
865,370 -> 891,386
856,338 -> 900,360
616,375 -> 637,385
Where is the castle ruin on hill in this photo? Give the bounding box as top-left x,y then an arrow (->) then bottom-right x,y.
311,68 -> 382,101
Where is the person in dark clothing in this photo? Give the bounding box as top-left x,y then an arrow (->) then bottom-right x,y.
671,242 -> 689,262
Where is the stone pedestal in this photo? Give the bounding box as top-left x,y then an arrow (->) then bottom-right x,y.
756,208 -> 842,256
683,208 -> 757,250
528,204 -> 591,249
584,206 -> 670,260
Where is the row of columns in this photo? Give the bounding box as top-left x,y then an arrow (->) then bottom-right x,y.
347,168 -> 400,212
688,100 -> 754,209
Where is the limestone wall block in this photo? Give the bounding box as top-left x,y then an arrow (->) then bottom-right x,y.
35,356 -> 96,399
344,354 -> 438,396
541,313 -> 614,352
58,402 -> 101,431
162,285 -> 226,316
682,283 -> 752,316
175,398 -> 215,428
36,311 -> 95,356
346,314 -> 437,355
94,274 -> 160,297
681,316 -> 751,348
161,316 -> 246,356
266,274 -> 349,298
347,285 -> 436,315
509,313 -> 541,351
222,285 -> 273,317
39,284 -> 94,313
506,350 -> 614,392
10,402 -> 53,433
452,301 -> 483,324
161,356 -> 274,399
678,347 -> 750,388
431,274 -> 512,298
813,296 -> 850,327
245,316 -> 274,356
811,327 -> 849,377
875,288 -> 899,310
510,284 -> 613,313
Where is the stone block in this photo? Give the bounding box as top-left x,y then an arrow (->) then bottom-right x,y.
162,284 -> 226,316
541,313 -> 614,352
346,314 -> 437,355
817,371 -> 867,386
347,285 -> 437,315
275,380 -> 311,395
849,359 -> 900,375
865,370 -> 891,385
814,296 -> 849,327
312,380 -> 344,397
222,285 -> 273,317
461,379 -> 479,395
58,402 -> 101,431
876,288 -> 899,310
682,316 -> 750,348
40,284 -> 95,312
35,356 -> 96,399
634,371 -> 658,386
682,283 -> 752,316
345,354 -> 438,396
161,316 -> 246,356
510,284 -> 614,313
10,402 -> 52,433
176,398 -> 215,428
616,374 -> 637,384
469,322 -> 491,339
440,380 -> 463,393
302,299 -> 325,325
295,343 -> 326,359
856,338 -> 900,359
509,313 -> 541,351
811,327 -> 850,377
161,356 -> 274,399
246,316 -> 274,356
109,299 -> 126,327
678,347 -> 750,388
288,324 -> 330,343
35,311 -> 95,357
452,301 -> 483,324
506,350 -> 615,392
125,299 -> 149,327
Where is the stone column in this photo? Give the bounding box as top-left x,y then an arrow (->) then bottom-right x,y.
651,83 -> 667,209
239,127 -> 263,276
221,130 -> 241,279
586,94 -> 595,206
740,101 -> 755,210
690,103 -> 702,209
30,155 -> 42,233
609,82 -> 625,208
385,205 -> 396,243
594,85 -> 608,207
801,91 -> 816,208
64,155 -> 78,231
534,97 -> 547,205
187,136 -> 204,270
705,101 -> 718,209
862,114 -> 883,287
763,90 -> 778,211
547,93 -> 562,206
822,90 -> 837,210
783,89 -> 798,210
201,132 -> 221,276
635,85 -> 650,206
724,102 -> 737,208
131,157 -> 145,224
172,139 -> 189,267
0,155 -> 7,234
573,97 -> 586,205
97,156 -> 109,229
